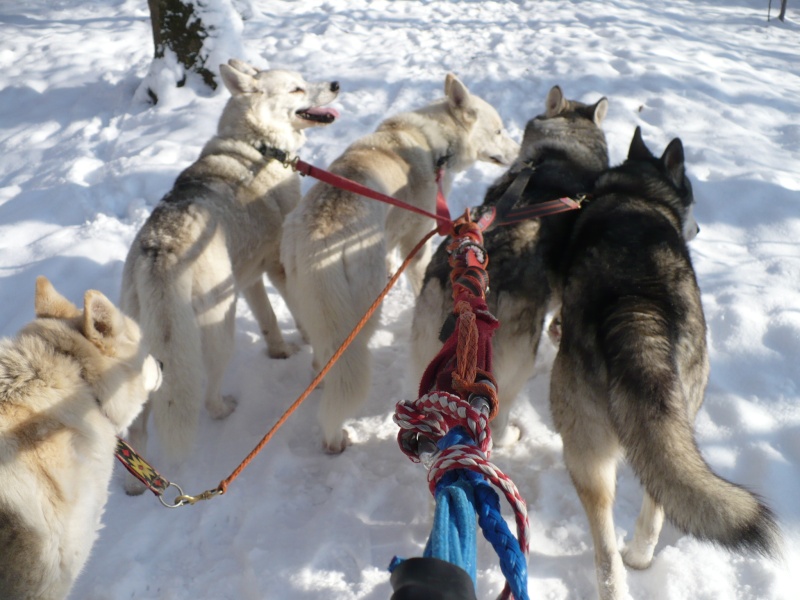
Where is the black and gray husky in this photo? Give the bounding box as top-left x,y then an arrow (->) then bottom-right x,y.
410,85 -> 609,442
550,127 -> 780,600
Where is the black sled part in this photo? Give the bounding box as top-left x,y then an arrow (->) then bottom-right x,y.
390,557 -> 478,600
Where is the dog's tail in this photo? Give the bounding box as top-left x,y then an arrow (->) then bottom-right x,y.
601,301 -> 780,558
126,256 -> 203,461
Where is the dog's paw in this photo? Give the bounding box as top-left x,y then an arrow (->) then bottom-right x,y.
621,543 -> 655,570
323,429 -> 351,454
208,395 -> 238,420
267,341 -> 300,359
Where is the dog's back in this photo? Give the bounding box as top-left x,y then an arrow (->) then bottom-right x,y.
551,128 -> 779,600
410,86 -> 609,441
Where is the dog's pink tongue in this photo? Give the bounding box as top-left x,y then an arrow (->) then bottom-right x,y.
305,106 -> 340,119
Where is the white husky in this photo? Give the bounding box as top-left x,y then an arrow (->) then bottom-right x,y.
281,74 -> 519,453
0,277 -> 162,599
120,59 -> 339,492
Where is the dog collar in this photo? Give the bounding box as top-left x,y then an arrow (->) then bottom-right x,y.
254,141 -> 292,164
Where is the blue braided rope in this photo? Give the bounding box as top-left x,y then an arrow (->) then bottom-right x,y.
424,469 -> 478,582
471,473 -> 529,599
428,428 -> 529,600
389,428 -> 529,599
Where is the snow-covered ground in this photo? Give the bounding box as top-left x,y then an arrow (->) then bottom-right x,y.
1,1 -> 798,598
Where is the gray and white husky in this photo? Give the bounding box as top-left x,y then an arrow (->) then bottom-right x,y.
120,59 -> 339,492
410,85 -> 609,444
550,127 -> 780,600
281,74 -> 519,453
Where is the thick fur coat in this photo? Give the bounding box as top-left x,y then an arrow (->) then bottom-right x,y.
550,128 -> 780,600
0,277 -> 161,599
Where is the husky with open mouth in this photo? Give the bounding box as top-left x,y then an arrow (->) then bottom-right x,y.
120,59 -> 340,493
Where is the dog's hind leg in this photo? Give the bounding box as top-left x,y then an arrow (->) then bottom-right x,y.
242,279 -> 299,358
490,303 -> 543,446
199,294 -> 238,420
621,492 -> 665,570
397,232 -> 432,296
409,278 -> 450,390
317,331 -> 375,454
272,264 -> 310,345
563,432 -> 629,600
489,370 -> 527,447
551,359 -> 629,600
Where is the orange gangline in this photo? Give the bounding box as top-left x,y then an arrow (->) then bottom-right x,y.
216,228 -> 439,494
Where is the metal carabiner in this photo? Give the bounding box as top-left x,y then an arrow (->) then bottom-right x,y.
157,482 -> 187,509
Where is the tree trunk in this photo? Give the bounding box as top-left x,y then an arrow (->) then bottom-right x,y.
779,0 -> 788,21
146,0 -> 217,102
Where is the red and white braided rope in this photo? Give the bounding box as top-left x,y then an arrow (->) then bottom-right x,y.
394,392 -> 530,555
395,392 -> 491,455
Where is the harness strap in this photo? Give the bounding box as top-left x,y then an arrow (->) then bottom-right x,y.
262,146 -> 580,234
498,196 -> 582,225
294,158 -> 454,235
475,165 -> 584,230
492,166 -> 537,222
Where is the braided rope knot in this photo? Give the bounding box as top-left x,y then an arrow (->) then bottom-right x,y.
394,392 -> 492,462
393,392 -> 530,555
394,209 -> 530,599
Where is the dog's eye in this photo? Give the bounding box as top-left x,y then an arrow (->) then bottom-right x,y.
291,87 -> 305,94
495,129 -> 502,136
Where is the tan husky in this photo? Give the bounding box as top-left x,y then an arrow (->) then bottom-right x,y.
0,277 -> 162,599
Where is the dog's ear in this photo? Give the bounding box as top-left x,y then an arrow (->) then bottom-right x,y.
34,276 -> 80,319
445,73 -> 471,108
219,63 -> 258,95
628,126 -> 653,161
445,73 -> 477,124
83,290 -> 123,352
592,97 -> 609,125
545,85 -> 567,117
227,58 -> 259,76
661,137 -> 686,187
